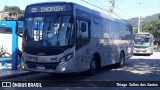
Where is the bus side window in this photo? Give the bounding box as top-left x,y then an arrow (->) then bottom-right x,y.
76,18 -> 90,49
80,21 -> 89,39
77,19 -> 89,39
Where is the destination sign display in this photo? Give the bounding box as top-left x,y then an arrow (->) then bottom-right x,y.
27,4 -> 72,13
135,34 -> 150,37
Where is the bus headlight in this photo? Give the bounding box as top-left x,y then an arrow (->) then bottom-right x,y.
22,54 -> 27,63
147,47 -> 151,52
61,67 -> 66,72
60,53 -> 73,64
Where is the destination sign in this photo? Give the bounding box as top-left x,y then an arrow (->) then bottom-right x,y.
135,34 -> 150,37
28,4 -> 72,13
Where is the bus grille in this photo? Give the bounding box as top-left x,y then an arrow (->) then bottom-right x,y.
26,61 -> 59,70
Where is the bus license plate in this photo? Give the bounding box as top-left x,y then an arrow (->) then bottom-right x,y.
36,66 -> 45,70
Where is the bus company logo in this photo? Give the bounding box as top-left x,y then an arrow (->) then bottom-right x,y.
28,56 -> 38,61
2,82 -> 11,87
31,57 -> 38,61
51,57 -> 57,61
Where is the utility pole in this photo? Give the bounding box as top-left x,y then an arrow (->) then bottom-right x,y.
138,2 -> 141,33
138,3 -> 141,33
108,0 -> 115,13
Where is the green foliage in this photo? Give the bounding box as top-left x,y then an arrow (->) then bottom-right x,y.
142,19 -> 160,40
3,5 -> 24,20
133,28 -> 138,34
3,6 -> 21,13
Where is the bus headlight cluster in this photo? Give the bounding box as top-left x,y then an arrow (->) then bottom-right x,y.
22,54 -> 27,63
147,47 -> 151,52
61,67 -> 66,72
60,53 -> 73,64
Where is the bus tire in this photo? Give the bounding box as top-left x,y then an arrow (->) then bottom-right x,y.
118,52 -> 125,67
88,56 -> 97,75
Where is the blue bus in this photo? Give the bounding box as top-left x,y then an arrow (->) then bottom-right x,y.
20,2 -> 133,74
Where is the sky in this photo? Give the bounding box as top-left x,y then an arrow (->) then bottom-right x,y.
0,0 -> 160,19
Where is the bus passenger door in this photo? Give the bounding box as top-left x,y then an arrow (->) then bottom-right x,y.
76,18 -> 90,72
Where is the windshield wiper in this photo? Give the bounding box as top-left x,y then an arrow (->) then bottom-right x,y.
55,16 -> 63,46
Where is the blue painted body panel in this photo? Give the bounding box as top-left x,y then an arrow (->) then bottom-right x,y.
0,21 -> 23,69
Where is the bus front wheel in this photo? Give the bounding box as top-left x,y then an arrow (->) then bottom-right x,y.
88,56 -> 97,75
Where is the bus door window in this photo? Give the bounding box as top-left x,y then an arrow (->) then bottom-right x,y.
81,21 -> 89,39
76,19 -> 90,49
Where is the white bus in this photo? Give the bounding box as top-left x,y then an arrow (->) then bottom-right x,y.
20,2 -> 133,74
133,32 -> 154,55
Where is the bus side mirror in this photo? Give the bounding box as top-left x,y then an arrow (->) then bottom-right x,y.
16,21 -> 24,38
81,22 -> 86,32
18,16 -> 25,21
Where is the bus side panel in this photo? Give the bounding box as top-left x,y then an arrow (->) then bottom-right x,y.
117,22 -> 127,57
123,24 -> 133,58
110,20 -> 121,64
90,15 -> 114,67
74,8 -> 93,72
73,4 -> 133,72
100,18 -> 114,66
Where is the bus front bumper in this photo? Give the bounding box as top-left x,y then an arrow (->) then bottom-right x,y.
23,59 -> 77,73
133,48 -> 152,55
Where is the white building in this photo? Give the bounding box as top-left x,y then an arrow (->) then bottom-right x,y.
0,11 -> 18,20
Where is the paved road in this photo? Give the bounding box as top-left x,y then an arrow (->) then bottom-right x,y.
2,51 -> 160,90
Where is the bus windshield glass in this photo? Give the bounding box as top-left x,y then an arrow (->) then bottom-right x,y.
134,37 -> 150,47
24,15 -> 74,48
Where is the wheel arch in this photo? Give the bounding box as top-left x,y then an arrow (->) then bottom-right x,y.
92,52 -> 101,69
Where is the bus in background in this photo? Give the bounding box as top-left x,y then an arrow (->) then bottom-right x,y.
20,2 -> 133,74
133,32 -> 154,55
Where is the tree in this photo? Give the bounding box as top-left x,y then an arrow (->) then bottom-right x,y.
3,6 -> 24,20
3,6 -> 20,12
142,19 -> 160,41
133,28 -> 138,34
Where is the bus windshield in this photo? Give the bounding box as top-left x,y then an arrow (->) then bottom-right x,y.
134,37 -> 150,47
24,15 -> 75,48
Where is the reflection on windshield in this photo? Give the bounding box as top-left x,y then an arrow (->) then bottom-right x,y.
24,16 -> 74,47
134,37 -> 150,47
